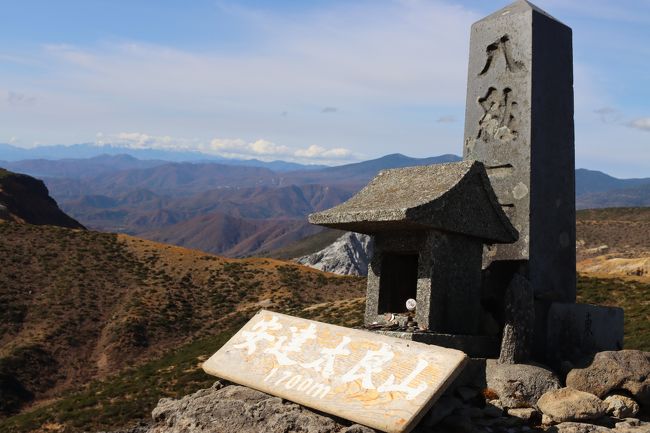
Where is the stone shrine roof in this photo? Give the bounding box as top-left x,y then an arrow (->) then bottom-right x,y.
308,160 -> 518,243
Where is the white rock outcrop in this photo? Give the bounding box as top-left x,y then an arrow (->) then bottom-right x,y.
296,232 -> 372,276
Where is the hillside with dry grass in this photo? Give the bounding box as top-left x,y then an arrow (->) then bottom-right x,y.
576,207 -> 650,279
0,221 -> 365,417
2,207 -> 650,433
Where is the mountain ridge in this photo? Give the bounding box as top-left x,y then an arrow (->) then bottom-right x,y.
0,221 -> 365,417
0,168 -> 84,229
4,154 -> 649,258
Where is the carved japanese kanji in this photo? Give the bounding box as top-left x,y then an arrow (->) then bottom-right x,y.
479,34 -> 525,75
477,87 -> 519,143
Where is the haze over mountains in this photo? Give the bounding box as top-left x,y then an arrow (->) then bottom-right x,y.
1,145 -> 649,257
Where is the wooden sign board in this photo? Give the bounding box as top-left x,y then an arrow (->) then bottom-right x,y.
203,310 -> 467,433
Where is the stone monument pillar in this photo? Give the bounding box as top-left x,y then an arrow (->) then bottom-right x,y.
463,0 -> 576,303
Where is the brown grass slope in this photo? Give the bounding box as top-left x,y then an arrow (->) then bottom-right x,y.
0,221 -> 365,417
140,212 -> 324,257
577,207 -> 650,258
0,168 -> 84,229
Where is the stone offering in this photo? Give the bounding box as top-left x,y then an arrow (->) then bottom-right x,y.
202,310 -> 467,433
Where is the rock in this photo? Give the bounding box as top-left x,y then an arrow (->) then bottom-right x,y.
622,418 -> 641,426
485,359 -> 561,408
488,398 -> 505,411
537,388 -> 607,423
439,413 -> 474,432
506,407 -> 539,423
566,350 -> 650,406
342,425 -> 376,433
296,232 -> 372,276
475,416 -> 522,428
498,274 -> 534,364
456,386 -> 479,402
453,406 -> 483,419
148,382 -> 372,433
603,394 -> 639,418
546,422 -> 613,433
421,395 -> 463,427
482,402 -> 503,418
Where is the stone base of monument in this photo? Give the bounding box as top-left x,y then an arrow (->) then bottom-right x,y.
540,302 -> 624,365
376,302 -> 623,364
375,330 -> 500,359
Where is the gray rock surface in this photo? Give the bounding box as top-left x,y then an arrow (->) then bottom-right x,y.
546,422 -> 613,433
537,388 -> 607,423
147,382 -> 373,433
485,359 -> 561,408
463,0 -> 576,303
566,350 -> 650,405
296,232 -> 372,276
420,395 -> 463,427
114,377 -> 650,433
507,407 -> 540,422
499,273 -> 534,364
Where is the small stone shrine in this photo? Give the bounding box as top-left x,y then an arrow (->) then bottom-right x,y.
310,161 -> 517,356
310,0 -> 624,365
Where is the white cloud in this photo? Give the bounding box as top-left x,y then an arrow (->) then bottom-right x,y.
628,118 -> 650,132
96,132 -> 198,151
208,138 -> 290,157
95,132 -> 355,163
294,144 -> 352,160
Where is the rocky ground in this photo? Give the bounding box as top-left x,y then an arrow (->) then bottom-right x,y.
111,350 -> 650,433
296,232 -> 372,276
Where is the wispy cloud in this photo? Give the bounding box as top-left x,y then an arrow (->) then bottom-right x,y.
436,115 -> 456,123
6,91 -> 36,107
593,107 -> 621,123
321,107 -> 338,114
628,118 -> 650,132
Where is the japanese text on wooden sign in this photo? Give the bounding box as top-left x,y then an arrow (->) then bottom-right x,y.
203,311 -> 467,433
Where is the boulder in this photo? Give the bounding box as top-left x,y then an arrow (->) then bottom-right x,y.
566,350 -> 650,406
148,382 -> 375,433
603,394 -> 639,419
546,422 -> 613,433
537,388 -> 607,423
296,232 -> 372,276
420,395 -> 463,427
506,407 -> 540,423
485,359 -> 561,408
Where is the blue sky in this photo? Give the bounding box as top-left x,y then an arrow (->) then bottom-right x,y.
1,0 -> 649,176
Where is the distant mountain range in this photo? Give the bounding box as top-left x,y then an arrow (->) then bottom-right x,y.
575,169 -> 650,208
1,150 -> 648,257
0,143 -> 326,172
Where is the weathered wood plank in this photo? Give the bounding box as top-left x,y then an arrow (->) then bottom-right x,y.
203,310 -> 467,433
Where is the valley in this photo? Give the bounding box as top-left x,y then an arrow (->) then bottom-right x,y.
4,153 -> 650,260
